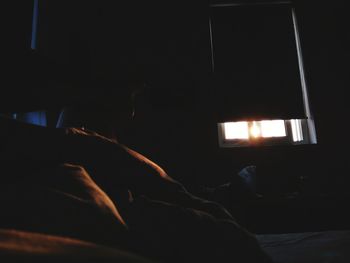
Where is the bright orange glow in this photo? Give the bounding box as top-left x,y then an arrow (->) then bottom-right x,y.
250,121 -> 261,138
224,122 -> 249,139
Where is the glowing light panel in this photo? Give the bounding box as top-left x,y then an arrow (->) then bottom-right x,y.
224,120 -> 287,140
250,121 -> 261,138
224,122 -> 249,139
260,120 -> 286,138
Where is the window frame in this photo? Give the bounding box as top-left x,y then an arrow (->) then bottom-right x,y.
210,1 -> 317,147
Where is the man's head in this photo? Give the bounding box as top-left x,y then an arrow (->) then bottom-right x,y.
56,85 -> 143,141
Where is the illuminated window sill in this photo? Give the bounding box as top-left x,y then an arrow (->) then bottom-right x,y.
218,119 -> 315,148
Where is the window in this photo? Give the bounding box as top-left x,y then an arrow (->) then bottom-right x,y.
218,119 -> 309,147
211,1 -> 317,147
12,111 -> 47,127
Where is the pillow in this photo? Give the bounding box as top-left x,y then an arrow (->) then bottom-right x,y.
0,163 -> 128,247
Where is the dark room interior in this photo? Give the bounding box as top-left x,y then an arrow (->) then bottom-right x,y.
1,0 -> 349,262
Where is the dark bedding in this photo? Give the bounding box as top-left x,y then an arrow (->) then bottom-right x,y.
0,116 -> 272,263
3,116 -> 350,263
257,230 -> 350,263
0,117 -> 350,263
0,163 -> 128,246
4,116 -> 350,263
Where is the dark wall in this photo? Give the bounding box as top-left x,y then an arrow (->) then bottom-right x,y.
2,1 -> 348,195
296,1 -> 348,147
291,1 -> 349,192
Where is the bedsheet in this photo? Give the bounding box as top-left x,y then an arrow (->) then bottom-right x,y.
257,230 -> 350,263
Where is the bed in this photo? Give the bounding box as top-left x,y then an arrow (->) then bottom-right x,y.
1,115 -> 350,263
0,116 -> 272,263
